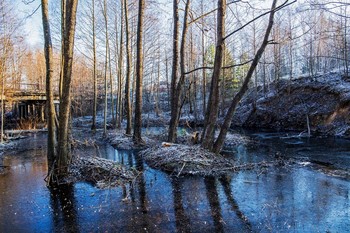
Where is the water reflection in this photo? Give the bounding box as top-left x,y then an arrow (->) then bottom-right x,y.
219,175 -> 252,231
204,177 -> 224,233
0,132 -> 349,232
171,177 -> 191,233
49,184 -> 79,233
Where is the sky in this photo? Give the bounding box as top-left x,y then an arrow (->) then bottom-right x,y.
17,0 -> 43,47
17,0 -> 295,48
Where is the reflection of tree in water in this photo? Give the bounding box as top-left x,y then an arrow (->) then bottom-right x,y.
49,184 -> 79,232
219,175 -> 252,232
134,152 -> 150,229
171,177 -> 191,233
204,177 -> 224,233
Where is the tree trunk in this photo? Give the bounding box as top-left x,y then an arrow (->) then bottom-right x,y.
201,0 -> 206,117
57,0 -> 79,176
201,0 -> 226,151
167,0 -> 180,142
41,0 -> 57,175
168,0 -> 190,143
124,0 -> 132,135
0,68 -> 3,144
133,0 -> 145,144
102,0 -> 109,136
59,0 -> 66,100
91,0 -> 97,131
117,0 -> 124,129
212,0 -> 278,154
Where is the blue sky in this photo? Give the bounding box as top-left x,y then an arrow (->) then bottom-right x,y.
17,0 -> 43,47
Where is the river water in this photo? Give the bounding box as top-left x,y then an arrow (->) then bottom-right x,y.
0,131 -> 349,232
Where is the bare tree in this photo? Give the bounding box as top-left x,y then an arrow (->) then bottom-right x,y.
116,0 -> 124,129
91,0 -> 98,131
168,0 -> 191,143
212,0 -> 281,153
167,0 -> 180,142
57,0 -> 79,177
201,0 -> 226,150
124,0 -> 132,135
133,0 -> 145,144
41,0 -> 57,179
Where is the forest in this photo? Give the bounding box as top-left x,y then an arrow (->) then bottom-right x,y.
0,0 -> 350,232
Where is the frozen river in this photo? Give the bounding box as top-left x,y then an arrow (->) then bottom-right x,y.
0,131 -> 349,232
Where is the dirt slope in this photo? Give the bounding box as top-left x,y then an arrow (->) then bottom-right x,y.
233,73 -> 350,137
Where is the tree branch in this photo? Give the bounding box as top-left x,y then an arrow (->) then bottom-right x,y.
184,59 -> 253,75
223,0 -> 296,41
188,1 -> 240,25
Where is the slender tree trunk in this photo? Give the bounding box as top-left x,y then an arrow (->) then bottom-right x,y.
59,0 -> 66,100
117,0 -> 124,129
166,56 -> 170,110
41,0 -> 57,174
133,0 -> 145,144
91,0 -> 97,131
0,9 -> 5,144
124,0 -> 132,134
168,0 -> 190,143
343,6 -> 349,77
0,70 -> 4,144
57,0 -> 79,176
115,0 -> 124,129
212,0 -> 278,154
167,0 -> 180,142
103,0 -> 108,136
201,0 -> 206,117
108,41 -> 114,124
155,50 -> 161,116
201,0 -> 226,150
220,45 -> 226,116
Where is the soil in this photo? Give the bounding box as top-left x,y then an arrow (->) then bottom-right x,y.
233,73 -> 350,137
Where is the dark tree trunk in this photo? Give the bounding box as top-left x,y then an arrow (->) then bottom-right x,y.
212,0 -> 278,154
41,0 -> 57,179
57,0 -> 79,176
91,0 -> 97,131
201,0 -> 226,151
133,0 -> 145,144
167,0 -> 180,142
117,0 -> 124,129
168,0 -> 191,143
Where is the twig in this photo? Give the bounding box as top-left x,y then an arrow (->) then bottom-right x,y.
177,162 -> 186,177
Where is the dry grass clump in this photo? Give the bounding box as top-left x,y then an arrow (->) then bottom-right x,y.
107,130 -> 157,150
141,143 -> 271,176
69,156 -> 139,188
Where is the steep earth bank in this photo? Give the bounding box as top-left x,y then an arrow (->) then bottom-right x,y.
233,73 -> 350,137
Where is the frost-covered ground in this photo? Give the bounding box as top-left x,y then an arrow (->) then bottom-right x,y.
233,72 -> 350,137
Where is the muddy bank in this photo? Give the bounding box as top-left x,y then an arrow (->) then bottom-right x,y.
233,73 -> 350,136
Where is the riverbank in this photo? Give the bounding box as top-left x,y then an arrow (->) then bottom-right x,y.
234,73 -> 350,137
